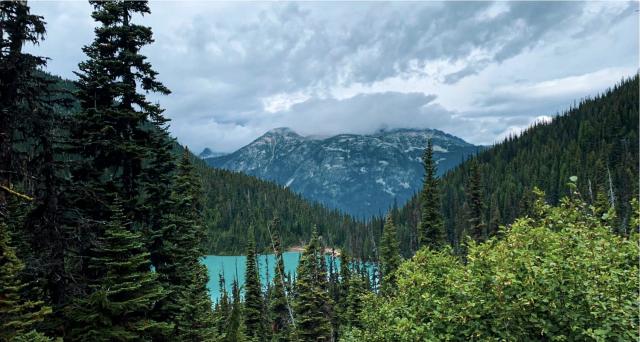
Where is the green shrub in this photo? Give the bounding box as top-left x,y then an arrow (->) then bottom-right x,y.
346,193 -> 638,341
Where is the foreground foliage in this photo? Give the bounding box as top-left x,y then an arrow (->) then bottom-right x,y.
1,1 -> 637,341
346,189 -> 638,341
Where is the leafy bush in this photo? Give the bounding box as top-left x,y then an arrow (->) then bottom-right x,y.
345,191 -> 638,341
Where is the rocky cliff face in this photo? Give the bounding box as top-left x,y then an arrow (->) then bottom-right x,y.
200,127 -> 479,218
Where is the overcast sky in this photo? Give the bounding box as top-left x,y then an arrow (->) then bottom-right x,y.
29,1 -> 638,153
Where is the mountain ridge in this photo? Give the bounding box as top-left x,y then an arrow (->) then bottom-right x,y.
201,127 -> 480,217
390,75 -> 639,255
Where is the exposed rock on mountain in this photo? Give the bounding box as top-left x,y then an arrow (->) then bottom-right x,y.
202,127 -> 479,218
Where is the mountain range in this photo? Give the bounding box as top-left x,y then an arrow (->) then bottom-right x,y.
200,127 -> 479,218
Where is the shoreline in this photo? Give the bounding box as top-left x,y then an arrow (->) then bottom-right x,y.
205,246 -> 342,257
287,245 -> 341,256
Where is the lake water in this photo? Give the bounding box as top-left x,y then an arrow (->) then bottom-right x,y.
203,252 -> 328,301
204,252 -> 377,302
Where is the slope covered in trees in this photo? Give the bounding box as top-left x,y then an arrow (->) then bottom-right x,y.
207,182 -> 639,341
40,75 -> 371,256
392,75 -> 639,252
183,147 -> 372,255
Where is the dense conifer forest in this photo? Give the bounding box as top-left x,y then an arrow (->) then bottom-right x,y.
0,1 -> 637,341
184,151 -> 373,256
387,75 -> 639,256
35,76 -> 372,257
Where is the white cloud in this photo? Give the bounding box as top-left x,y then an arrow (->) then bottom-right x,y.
262,92 -> 311,113
475,2 -> 510,22
27,1 -> 638,152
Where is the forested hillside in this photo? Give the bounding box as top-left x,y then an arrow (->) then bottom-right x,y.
390,75 -> 639,253
183,147 -> 371,255
43,76 -> 370,256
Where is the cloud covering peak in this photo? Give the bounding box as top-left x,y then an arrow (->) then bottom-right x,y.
29,1 -> 638,152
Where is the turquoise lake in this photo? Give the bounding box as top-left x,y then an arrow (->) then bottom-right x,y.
203,252 -> 375,302
204,252 -> 327,301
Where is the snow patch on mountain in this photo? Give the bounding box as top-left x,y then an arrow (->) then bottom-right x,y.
433,145 -> 448,153
285,177 -> 295,187
201,127 -> 479,217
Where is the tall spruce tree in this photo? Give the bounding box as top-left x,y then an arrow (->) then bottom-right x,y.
71,0 -> 170,214
418,139 -> 445,249
293,227 -> 332,341
268,218 -> 293,341
330,250 -> 353,340
466,160 -> 486,242
225,279 -> 247,342
174,262 -> 217,341
66,202 -> 172,341
0,0 -> 45,209
213,274 -> 231,340
344,273 -> 368,330
65,0 -> 172,308
379,215 -> 401,296
143,128 -> 176,271
328,250 -> 341,342
336,251 -> 351,322
0,2 -> 73,332
244,229 -> 266,341
72,0 -> 171,213
154,150 -> 216,340
488,195 -> 502,237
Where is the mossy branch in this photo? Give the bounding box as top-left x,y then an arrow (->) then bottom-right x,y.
0,185 -> 34,201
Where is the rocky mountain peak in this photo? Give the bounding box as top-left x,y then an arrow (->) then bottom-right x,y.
198,148 -> 227,159
201,128 -> 480,217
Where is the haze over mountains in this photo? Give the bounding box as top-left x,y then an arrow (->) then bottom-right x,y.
200,127 -> 479,217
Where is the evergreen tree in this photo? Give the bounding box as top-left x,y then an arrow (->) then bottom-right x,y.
0,2 -> 71,322
244,229 -> 266,341
64,0 -> 172,313
144,128 -> 176,271
0,0 -> 45,209
294,227 -> 332,341
330,251 -> 353,339
213,274 -> 231,340
174,263 -> 217,341
344,273 -> 368,330
489,196 -> 502,237
268,218 -> 293,341
465,160 -> 486,242
157,150 -> 216,340
71,0 -> 171,214
225,279 -> 247,342
379,215 -> 402,296
336,251 -> 351,322
328,250 -> 341,341
0,220 -> 51,341
66,202 -> 172,341
418,139 -> 445,249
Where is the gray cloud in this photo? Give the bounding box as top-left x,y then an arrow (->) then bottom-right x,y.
28,1 -> 638,152
282,92 -> 442,136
